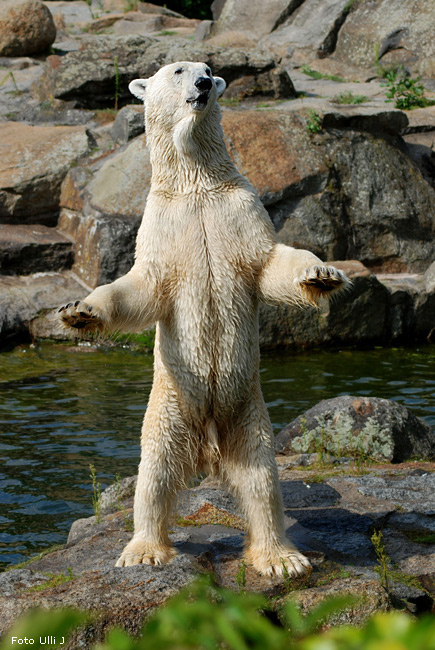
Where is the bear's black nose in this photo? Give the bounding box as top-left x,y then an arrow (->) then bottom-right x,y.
194,76 -> 212,91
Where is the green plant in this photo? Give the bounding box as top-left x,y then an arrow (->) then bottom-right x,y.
381,67 -> 435,110
235,559 -> 247,592
300,65 -> 345,83
3,577 -> 435,650
27,568 -> 75,592
156,30 -> 178,36
0,70 -> 21,95
306,110 -> 322,134
124,0 -> 139,11
371,530 -> 390,590
89,464 -> 102,523
332,91 -> 368,105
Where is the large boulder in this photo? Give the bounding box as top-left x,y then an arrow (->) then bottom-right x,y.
0,0 -> 56,57
212,0 -> 305,40
0,272 -> 87,344
334,0 -> 435,78
275,395 -> 435,462
261,0 -> 351,59
35,35 -> 295,108
0,122 -> 91,225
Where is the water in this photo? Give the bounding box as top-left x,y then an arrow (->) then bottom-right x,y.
0,342 -> 434,569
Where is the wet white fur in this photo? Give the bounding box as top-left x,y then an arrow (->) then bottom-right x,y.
62,62 -> 348,576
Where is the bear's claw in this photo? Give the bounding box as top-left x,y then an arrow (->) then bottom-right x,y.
116,539 -> 177,567
297,265 -> 349,300
57,300 -> 105,333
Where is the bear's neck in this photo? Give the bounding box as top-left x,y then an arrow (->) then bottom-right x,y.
145,105 -> 241,192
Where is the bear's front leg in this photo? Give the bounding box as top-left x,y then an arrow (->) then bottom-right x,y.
116,384 -> 195,567
258,243 -> 349,307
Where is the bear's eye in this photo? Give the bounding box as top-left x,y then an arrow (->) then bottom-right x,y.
174,68 -> 183,75
205,67 -> 211,76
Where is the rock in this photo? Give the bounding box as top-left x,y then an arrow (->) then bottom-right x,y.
290,578 -> 390,626
0,272 -> 87,344
0,122 -> 90,225
0,224 -> 74,275
213,0 -> 305,40
222,110 -> 328,206
57,133 -> 151,287
261,0 -> 351,59
35,35 -> 296,108
275,396 -> 435,462
110,104 -> 144,142
3,462 -> 435,643
334,0 -> 435,78
259,261 -> 390,349
0,0 -> 56,57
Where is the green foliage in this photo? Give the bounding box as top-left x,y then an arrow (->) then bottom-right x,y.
332,91 -> 368,105
235,559 -> 247,592
0,609 -> 88,650
306,110 -> 322,134
300,65 -> 345,83
90,464 -> 102,523
3,577 -> 435,650
124,0 -> 139,11
371,530 -> 390,590
381,68 -> 435,110
27,568 -> 75,592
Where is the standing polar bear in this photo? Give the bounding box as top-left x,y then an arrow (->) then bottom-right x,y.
59,62 -> 348,577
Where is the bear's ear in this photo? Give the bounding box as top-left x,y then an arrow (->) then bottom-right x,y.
129,79 -> 148,101
214,76 -> 226,98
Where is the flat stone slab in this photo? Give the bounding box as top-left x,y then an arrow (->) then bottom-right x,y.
0,224 -> 74,275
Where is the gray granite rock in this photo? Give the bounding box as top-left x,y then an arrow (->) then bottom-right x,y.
275,396 -> 435,462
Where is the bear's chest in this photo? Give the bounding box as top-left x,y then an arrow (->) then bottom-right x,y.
138,190 -> 270,290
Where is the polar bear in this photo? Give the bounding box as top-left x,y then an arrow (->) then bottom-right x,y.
58,61 -> 348,577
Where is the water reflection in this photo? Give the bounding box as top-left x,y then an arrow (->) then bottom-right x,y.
0,342 -> 434,568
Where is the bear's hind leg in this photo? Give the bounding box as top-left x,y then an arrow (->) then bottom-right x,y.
116,387 -> 196,567
221,398 -> 311,578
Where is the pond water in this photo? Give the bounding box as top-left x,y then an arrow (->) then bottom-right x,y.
0,342 -> 434,569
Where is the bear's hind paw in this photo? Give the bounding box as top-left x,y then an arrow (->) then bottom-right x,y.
245,545 -> 311,578
115,540 -> 177,567
57,300 -> 106,334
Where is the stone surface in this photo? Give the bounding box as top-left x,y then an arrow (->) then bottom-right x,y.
110,105 -> 144,143
36,35 -> 295,108
334,0 -> 435,78
213,0 -> 304,40
0,224 -> 74,275
275,396 -> 435,462
0,272 -> 87,345
0,0 -> 56,57
0,123 -> 90,225
261,0 -> 351,59
2,462 -> 435,644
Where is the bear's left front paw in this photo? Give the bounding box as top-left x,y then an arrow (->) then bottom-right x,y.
297,265 -> 349,300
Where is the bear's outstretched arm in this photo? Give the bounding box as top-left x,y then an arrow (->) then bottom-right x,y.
58,269 -> 162,334
258,243 -> 349,306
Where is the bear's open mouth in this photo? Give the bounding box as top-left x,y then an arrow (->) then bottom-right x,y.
186,91 -> 210,110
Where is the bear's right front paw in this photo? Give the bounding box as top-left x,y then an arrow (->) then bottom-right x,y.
57,300 -> 105,333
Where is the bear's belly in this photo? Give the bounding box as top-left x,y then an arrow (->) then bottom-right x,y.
156,276 -> 259,416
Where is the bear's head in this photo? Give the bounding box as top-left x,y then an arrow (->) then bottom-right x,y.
129,62 -> 228,161
129,61 -> 226,118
